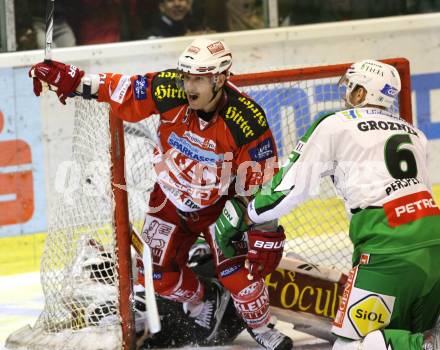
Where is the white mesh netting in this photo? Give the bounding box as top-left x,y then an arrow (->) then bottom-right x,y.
242,78 -> 352,270
6,101 -> 123,350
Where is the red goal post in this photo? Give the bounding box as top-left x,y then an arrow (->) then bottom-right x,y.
231,58 -> 412,123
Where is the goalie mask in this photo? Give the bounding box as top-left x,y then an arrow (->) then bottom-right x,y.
177,38 -> 232,76
338,59 -> 401,109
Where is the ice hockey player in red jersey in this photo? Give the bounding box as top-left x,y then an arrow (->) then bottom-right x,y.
29,38 -> 293,350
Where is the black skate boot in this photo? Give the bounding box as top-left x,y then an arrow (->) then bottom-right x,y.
247,318 -> 293,350
183,280 -> 230,341
424,315 -> 440,350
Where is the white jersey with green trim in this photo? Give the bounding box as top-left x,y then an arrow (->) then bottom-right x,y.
248,107 -> 433,225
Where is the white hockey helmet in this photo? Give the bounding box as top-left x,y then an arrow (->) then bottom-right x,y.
339,59 -> 401,109
177,38 -> 232,75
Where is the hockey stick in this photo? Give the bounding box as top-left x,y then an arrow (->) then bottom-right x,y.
131,226 -> 161,344
278,255 -> 347,284
44,0 -> 55,62
31,0 -> 56,93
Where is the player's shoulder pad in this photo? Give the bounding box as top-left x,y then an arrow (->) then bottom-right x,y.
300,111 -> 336,142
220,85 -> 270,146
151,69 -> 187,113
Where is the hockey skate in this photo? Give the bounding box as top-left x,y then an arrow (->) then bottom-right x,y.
247,318 -> 293,350
424,314 -> 440,350
183,280 -> 231,341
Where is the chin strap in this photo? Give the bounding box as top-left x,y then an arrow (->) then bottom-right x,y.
208,88 -> 222,104
346,99 -> 368,109
209,75 -> 222,103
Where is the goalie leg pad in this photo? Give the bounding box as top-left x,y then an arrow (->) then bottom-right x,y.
154,266 -> 204,304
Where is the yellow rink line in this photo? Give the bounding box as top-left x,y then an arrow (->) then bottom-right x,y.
1,185 -> 440,276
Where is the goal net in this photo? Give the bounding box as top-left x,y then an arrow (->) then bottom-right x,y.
5,58 -> 412,350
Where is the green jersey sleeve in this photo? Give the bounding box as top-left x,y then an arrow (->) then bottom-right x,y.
248,114 -> 336,223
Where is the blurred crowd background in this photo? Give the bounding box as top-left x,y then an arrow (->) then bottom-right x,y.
11,0 -> 440,51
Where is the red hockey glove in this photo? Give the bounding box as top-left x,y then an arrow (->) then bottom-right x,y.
29,60 -> 84,104
246,226 -> 286,280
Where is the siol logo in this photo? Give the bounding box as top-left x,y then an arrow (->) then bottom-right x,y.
348,294 -> 391,337
354,309 -> 386,323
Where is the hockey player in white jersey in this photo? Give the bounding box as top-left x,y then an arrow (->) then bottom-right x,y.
215,59 -> 440,349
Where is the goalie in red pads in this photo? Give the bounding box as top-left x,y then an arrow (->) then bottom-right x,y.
30,38 -> 292,350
